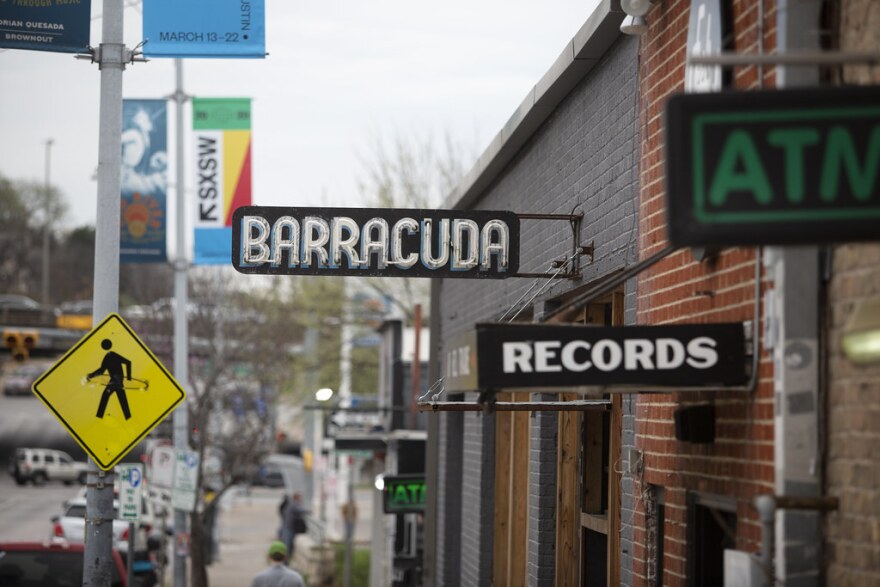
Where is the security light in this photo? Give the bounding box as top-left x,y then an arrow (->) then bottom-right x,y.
843,298 -> 880,364
315,388 -> 334,402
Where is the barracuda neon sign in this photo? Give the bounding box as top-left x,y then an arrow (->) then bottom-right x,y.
232,206 -> 520,278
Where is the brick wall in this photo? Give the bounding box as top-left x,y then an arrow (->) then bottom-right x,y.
826,244 -> 880,585
633,1 -> 778,585
824,2 -> 880,584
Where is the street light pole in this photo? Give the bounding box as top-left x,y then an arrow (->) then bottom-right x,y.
42,138 -> 54,307
85,0 -> 125,584
172,57 -> 191,587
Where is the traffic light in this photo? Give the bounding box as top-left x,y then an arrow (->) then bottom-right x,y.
3,330 -> 38,362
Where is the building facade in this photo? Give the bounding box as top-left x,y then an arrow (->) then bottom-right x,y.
423,0 -> 880,585
428,3 -> 641,584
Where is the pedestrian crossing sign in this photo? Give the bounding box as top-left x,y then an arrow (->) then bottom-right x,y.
32,313 -> 186,470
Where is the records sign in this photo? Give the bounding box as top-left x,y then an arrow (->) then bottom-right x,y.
232,206 -> 519,278
444,322 -> 748,391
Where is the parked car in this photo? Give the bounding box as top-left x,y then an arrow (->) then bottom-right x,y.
8,447 -> 89,486
254,462 -> 285,488
2,361 -> 50,396
57,489 -> 165,586
0,541 -> 126,586
51,497 -> 147,555
0,294 -> 41,310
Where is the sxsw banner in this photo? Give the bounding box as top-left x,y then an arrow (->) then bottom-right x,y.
142,0 -> 265,58
193,98 -> 252,265
121,99 -> 168,264
0,0 -> 91,53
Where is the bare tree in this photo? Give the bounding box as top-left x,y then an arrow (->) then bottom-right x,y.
185,270 -> 309,587
128,269 -> 304,587
356,131 -> 471,321
0,174 -> 68,298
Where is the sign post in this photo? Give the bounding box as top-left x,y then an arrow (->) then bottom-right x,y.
171,449 -> 200,513
118,464 -> 144,587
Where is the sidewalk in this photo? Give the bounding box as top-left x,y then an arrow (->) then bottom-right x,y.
207,486 -> 286,587
203,483 -> 374,586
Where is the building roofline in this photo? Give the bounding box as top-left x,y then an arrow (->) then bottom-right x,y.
445,0 -> 627,210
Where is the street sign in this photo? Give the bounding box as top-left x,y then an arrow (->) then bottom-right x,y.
118,464 -> 144,523
149,445 -> 175,489
171,449 -> 199,513
32,313 -> 186,470
383,475 -> 426,514
665,86 -> 880,246
444,322 -> 749,391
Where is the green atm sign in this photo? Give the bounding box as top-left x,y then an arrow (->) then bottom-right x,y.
665,86 -> 880,246
383,475 -> 426,514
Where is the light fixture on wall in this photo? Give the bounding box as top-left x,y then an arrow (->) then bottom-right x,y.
842,298 -> 880,364
315,387 -> 334,402
620,0 -> 654,35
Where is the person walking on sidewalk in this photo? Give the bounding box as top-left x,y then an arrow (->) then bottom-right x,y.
281,493 -> 309,562
250,541 -> 306,587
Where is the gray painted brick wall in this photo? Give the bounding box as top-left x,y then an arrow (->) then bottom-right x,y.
437,35 -> 640,584
436,394 -> 464,586
460,391 -> 495,586
528,393 -> 558,586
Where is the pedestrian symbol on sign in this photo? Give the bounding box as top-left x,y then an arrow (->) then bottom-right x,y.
87,339 -> 135,420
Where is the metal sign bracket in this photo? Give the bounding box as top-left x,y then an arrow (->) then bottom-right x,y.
512,213 -> 590,279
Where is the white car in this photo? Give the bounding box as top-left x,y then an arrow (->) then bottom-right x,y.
8,448 -> 89,486
50,497 -> 148,555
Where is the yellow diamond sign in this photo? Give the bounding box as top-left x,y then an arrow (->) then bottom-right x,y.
32,313 -> 185,470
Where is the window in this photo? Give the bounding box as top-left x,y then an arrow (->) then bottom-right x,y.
687,492 -> 737,587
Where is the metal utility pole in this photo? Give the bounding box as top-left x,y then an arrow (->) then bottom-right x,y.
340,282 -> 354,587
171,57 -> 191,587
410,303 -> 421,429
41,138 -> 54,307
84,0 -> 125,584
344,455 -> 354,587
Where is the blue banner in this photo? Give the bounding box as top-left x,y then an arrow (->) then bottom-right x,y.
0,0 -> 91,53
142,0 -> 265,58
120,100 -> 168,264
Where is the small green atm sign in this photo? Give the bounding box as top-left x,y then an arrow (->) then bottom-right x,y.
383,475 -> 426,514
666,87 -> 880,246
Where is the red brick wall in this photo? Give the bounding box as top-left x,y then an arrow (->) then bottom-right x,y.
633,1 -> 778,585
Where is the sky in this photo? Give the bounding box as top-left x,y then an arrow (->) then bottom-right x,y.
0,1 -> 600,244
